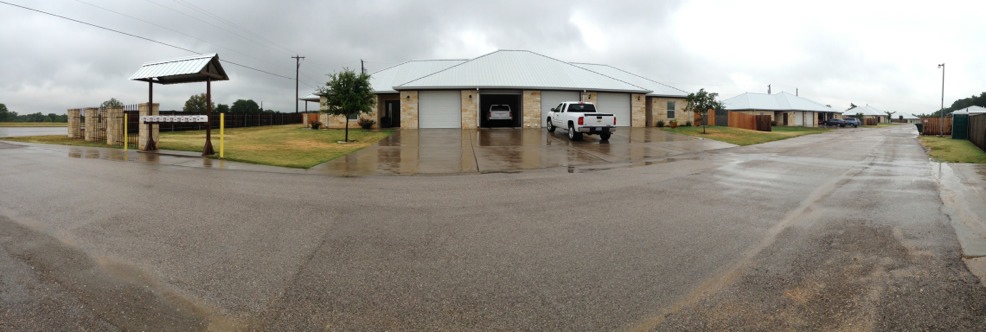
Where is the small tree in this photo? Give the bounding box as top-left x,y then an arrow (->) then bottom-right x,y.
100,98 -> 124,109
884,111 -> 896,124
318,68 -> 375,142
183,93 -> 213,113
216,103 -> 230,113
231,99 -> 261,113
684,88 -> 723,134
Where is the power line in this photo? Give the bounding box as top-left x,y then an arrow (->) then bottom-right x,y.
171,0 -> 297,55
0,0 -> 295,81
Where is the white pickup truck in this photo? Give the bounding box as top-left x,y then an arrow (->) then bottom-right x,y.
545,101 -> 616,141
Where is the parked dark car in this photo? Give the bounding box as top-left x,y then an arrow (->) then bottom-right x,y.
843,118 -> 860,128
822,118 -> 846,127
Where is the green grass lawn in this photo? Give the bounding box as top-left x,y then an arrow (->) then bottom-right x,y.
661,125 -> 831,146
0,122 -> 68,127
4,125 -> 396,168
158,125 -> 395,168
918,136 -> 986,163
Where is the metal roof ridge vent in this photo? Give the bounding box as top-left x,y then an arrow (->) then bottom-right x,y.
139,53 -> 217,66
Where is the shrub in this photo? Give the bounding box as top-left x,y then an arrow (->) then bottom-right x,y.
310,121 -> 322,130
656,120 -> 665,128
685,120 -> 692,127
357,117 -> 376,130
770,121 -> 777,126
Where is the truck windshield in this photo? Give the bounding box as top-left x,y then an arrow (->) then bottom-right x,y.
568,104 -> 596,112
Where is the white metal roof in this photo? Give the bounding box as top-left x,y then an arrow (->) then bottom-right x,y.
722,92 -> 838,112
395,50 -> 650,93
842,105 -> 885,116
952,105 -> 986,115
130,53 -> 228,84
299,93 -> 321,102
572,63 -> 687,97
369,59 -> 466,94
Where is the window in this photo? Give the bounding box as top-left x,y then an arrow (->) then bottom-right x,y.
568,103 -> 597,113
348,112 -> 358,120
667,101 -> 676,118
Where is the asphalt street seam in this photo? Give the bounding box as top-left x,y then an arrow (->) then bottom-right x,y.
261,230 -> 334,326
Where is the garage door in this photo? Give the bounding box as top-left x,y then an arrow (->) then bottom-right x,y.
596,92 -> 631,127
419,91 -> 461,128
540,91 -> 581,128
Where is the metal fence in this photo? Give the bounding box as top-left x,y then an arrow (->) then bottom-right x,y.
154,111 -> 303,132
125,105 -> 139,149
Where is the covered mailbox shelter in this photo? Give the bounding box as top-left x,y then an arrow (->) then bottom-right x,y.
130,53 -> 229,154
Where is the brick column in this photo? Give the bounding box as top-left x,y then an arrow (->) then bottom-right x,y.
67,108 -> 81,138
138,103 -> 159,151
83,107 -> 97,142
631,93 -> 646,128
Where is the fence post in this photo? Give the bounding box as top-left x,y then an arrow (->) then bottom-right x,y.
67,109 -> 81,138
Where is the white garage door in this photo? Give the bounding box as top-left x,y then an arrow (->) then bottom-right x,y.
419,91 -> 461,128
540,91 -> 581,128
596,92 -> 631,127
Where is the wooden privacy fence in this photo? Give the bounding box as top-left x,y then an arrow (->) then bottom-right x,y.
969,114 -> 986,152
864,118 -> 878,126
728,112 -> 772,131
921,117 -> 952,136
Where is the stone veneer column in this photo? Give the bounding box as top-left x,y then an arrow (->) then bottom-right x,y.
67,108 -> 81,138
400,91 -> 419,129
631,93 -> 647,128
83,107 -> 97,142
460,90 -> 477,129
522,90 -> 541,128
138,103 -> 159,151
106,107 -> 123,145
581,91 -> 598,103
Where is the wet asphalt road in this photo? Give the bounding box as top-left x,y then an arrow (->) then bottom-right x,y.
2,125 -> 985,330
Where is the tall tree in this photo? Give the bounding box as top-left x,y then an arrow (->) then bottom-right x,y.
216,103 -> 230,113
100,98 -> 124,109
231,99 -> 261,113
318,68 -> 374,142
684,88 -> 723,134
183,93 -> 213,113
0,103 -> 11,122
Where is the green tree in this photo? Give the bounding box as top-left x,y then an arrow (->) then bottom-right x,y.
183,93 -> 213,113
0,103 -> 11,122
100,98 -> 124,109
231,99 -> 261,113
684,88 -> 723,134
884,111 -> 896,124
318,68 -> 374,142
216,103 -> 230,113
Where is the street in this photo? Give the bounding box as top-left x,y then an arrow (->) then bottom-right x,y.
1,125 -> 985,330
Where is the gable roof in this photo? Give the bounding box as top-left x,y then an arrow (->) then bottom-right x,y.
572,63 -> 687,97
953,105 -> 986,115
842,104 -> 884,116
369,59 -> 466,94
395,50 -> 649,93
130,53 -> 228,84
723,92 -> 838,113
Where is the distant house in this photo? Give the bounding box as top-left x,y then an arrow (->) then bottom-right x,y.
316,50 -> 686,130
721,92 -> 840,127
952,105 -> 986,115
842,105 -> 887,123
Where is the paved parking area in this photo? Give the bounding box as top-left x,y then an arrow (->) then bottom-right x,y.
310,128 -> 735,175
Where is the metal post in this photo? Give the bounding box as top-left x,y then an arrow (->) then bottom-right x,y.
938,63 -> 945,137
123,113 -> 128,152
220,113 -> 224,159
203,77 -> 215,155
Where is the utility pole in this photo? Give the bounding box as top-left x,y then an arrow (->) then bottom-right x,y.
361,59 -> 366,75
938,63 -> 945,137
292,55 -> 305,114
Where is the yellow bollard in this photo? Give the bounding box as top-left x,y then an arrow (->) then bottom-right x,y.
123,113 -> 128,152
220,113 -> 224,159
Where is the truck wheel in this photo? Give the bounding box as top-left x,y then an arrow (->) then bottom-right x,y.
600,133 -> 611,141
568,124 -> 583,141
546,119 -> 555,133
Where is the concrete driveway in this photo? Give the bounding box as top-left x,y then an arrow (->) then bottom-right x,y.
311,128 -> 734,176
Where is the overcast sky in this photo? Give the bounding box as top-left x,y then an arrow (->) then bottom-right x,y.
2,0 -> 984,116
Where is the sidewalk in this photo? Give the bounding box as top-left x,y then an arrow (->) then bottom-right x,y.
937,162 -> 986,283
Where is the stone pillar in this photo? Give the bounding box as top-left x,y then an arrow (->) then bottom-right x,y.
400,91 -> 419,129
106,107 -> 123,145
631,93 -> 647,128
67,108 -> 81,138
461,90 -> 478,129
138,103 -> 159,151
580,91 -> 597,103
83,107 -> 97,142
522,90 -> 541,128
